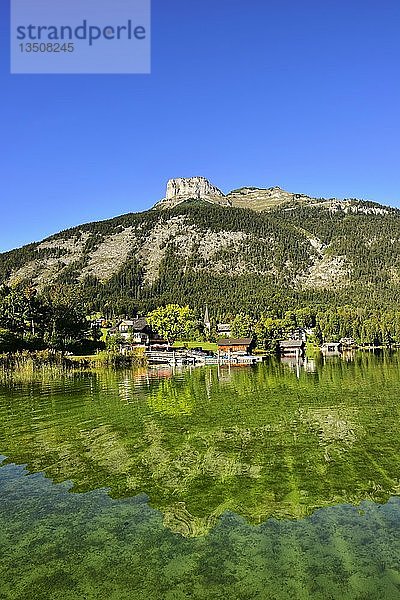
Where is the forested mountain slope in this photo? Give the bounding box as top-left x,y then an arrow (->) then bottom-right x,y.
1,181 -> 400,318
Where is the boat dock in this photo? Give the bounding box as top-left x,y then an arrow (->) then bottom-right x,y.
145,350 -> 266,366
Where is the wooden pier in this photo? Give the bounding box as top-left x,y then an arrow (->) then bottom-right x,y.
145,350 -> 265,366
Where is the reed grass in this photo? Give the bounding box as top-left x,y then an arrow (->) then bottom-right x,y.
0,348 -> 147,383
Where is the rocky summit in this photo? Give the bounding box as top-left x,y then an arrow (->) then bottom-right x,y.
154,177 -> 230,209
155,177 -> 391,214
166,177 -> 223,201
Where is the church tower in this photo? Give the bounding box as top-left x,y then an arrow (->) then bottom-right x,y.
204,305 -> 211,333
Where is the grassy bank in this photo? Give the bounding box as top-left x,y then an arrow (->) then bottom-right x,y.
173,341 -> 218,352
0,349 -> 147,383
0,351 -> 68,383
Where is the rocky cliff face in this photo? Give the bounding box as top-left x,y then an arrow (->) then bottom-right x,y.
155,177 -> 231,209
166,177 -> 224,200
155,179 -> 312,211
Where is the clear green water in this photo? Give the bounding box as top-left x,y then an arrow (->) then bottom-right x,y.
1,353 -> 400,598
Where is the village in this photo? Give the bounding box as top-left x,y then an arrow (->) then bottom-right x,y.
90,308 -> 357,367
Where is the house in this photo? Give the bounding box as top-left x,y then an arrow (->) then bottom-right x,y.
118,320 -> 135,338
286,328 -> 307,342
217,323 -> 232,338
90,316 -> 106,329
110,317 -> 153,345
279,339 -> 305,356
217,338 -> 255,354
321,342 -> 341,355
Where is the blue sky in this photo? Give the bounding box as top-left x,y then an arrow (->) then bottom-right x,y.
1,0 -> 400,252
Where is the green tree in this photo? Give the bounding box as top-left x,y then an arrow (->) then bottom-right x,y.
147,304 -> 198,345
0,287 -> 28,333
231,313 -> 255,338
23,286 -> 49,336
43,286 -> 89,351
254,316 -> 282,350
0,328 -> 22,352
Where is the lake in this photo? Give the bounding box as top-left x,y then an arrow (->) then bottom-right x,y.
1,353 -> 400,599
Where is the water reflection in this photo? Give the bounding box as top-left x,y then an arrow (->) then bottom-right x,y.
280,355 -> 317,376
1,353 -> 400,536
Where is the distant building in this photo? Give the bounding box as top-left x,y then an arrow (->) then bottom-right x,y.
321,342 -> 341,355
110,317 -> 153,345
286,328 -> 307,342
90,316 -> 106,329
279,339 -> 305,356
217,323 -> 232,338
217,338 -> 255,354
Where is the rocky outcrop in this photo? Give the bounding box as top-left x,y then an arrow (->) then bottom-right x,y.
166,177 -> 223,200
155,177 -> 230,209
156,178 -> 323,212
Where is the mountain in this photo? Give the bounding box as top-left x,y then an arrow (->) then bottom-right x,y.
154,176 -> 391,214
1,177 -> 400,317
